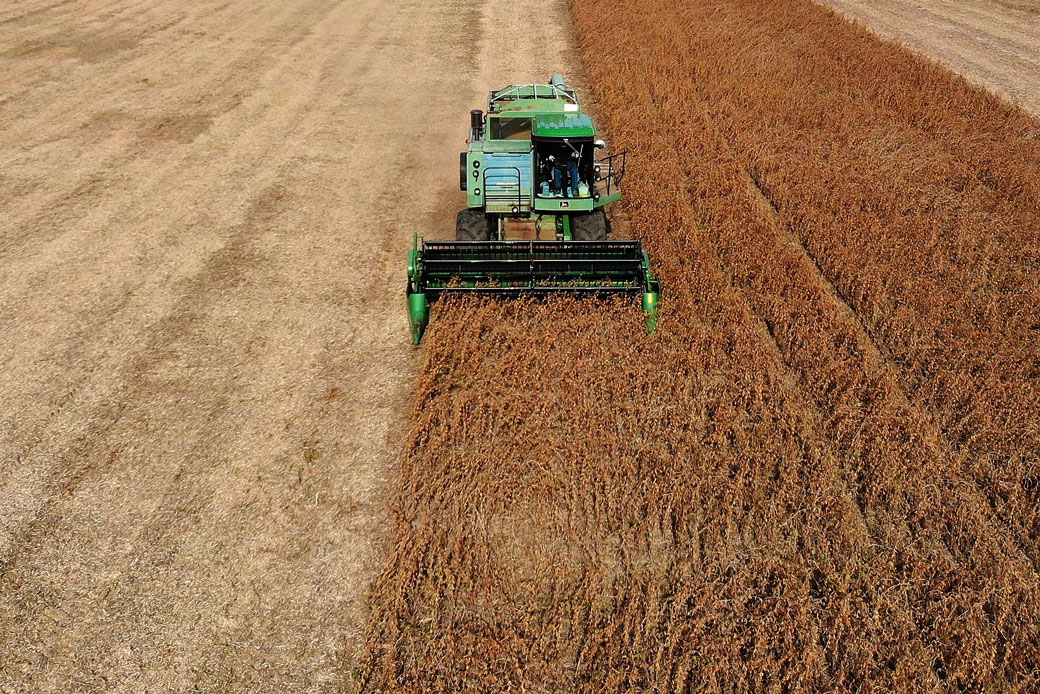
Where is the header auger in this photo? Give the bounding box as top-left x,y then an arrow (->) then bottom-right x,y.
406,74 -> 661,344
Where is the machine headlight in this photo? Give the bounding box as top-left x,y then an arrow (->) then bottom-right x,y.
474,188 -> 481,196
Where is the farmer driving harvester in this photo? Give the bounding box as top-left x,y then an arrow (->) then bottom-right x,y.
551,143 -> 582,197
542,140 -> 586,198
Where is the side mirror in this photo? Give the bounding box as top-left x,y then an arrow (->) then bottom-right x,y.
594,139 -> 606,150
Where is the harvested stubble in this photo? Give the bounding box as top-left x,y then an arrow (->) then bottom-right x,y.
359,0 -> 1040,691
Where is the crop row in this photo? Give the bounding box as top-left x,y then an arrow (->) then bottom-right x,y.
359,1 -> 1040,690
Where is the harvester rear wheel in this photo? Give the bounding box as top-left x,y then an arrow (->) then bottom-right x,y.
572,210 -> 609,241
456,209 -> 492,241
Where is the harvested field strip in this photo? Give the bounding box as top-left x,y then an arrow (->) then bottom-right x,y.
361,0 -> 1040,691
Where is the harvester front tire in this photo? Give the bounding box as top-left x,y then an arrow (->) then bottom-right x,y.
572,210 -> 609,241
456,209 -> 491,241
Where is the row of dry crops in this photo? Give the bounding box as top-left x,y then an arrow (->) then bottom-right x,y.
358,0 -> 1040,691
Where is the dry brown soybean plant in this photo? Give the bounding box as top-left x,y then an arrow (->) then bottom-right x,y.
358,0 -> 1040,690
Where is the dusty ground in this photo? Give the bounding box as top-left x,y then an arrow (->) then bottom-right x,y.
0,0 -> 580,690
818,0 -> 1040,114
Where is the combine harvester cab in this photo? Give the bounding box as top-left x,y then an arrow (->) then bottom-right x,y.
406,74 -> 660,344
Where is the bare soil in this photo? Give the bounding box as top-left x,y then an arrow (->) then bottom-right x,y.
818,0 -> 1040,114
0,0 -> 579,690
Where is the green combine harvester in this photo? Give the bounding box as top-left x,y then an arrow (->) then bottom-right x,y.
406,74 -> 660,344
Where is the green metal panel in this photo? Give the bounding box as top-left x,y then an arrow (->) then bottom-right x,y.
532,113 -> 595,138
534,197 -> 594,213
409,292 -> 428,345
465,151 -> 482,206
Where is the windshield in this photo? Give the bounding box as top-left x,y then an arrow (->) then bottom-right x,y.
489,117 -> 532,140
